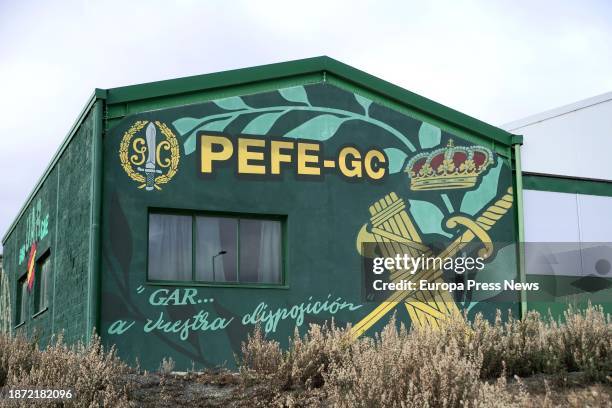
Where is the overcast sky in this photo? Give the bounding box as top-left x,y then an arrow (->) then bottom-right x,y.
1,0 -> 611,251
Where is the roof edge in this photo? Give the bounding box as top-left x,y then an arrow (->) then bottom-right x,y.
106,56 -> 517,147
106,56 -> 330,105
320,58 -> 518,147
502,90 -> 612,131
2,90 -> 107,244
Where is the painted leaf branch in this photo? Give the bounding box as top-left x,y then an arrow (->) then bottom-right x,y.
355,94 -> 372,116
174,88 -> 416,155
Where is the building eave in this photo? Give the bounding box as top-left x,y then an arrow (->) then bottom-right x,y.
105,56 -> 517,147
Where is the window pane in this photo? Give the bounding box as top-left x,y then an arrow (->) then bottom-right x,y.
20,280 -> 27,323
35,256 -> 48,312
195,217 -> 237,282
239,219 -> 281,284
41,257 -> 50,309
148,214 -> 193,281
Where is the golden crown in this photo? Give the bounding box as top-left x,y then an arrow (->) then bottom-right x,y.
405,140 -> 494,191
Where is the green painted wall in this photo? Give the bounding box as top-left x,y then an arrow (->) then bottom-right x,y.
100,82 -> 519,370
2,110 -> 95,345
524,174 -> 612,197
0,60 -> 525,372
526,274 -> 612,317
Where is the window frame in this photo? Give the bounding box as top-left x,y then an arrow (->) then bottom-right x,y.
33,250 -> 51,316
146,209 -> 287,289
15,274 -> 27,326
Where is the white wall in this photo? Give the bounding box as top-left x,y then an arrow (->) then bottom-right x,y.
523,189 -> 612,276
503,93 -> 612,181
506,93 -> 612,277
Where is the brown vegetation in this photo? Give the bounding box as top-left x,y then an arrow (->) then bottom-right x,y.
0,305 -> 609,407
239,305 -> 611,407
0,333 -> 132,407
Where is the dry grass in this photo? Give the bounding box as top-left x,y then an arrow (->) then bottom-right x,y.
444,305 -> 611,381
239,322 -> 352,391
0,333 -> 133,407
239,304 -> 611,407
0,305 -> 608,407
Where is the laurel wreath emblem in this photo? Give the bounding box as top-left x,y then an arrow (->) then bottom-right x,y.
119,120 -> 180,190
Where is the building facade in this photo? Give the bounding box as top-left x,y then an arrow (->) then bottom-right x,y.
0,255 -> 9,334
503,92 -> 612,316
0,57 -> 607,370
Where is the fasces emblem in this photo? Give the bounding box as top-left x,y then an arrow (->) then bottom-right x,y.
119,121 -> 180,191
353,188 -> 514,339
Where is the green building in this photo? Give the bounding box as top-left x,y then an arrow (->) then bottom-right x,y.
1,57 -> 608,370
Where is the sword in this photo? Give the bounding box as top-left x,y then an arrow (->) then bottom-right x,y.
138,122 -> 162,190
351,187 -> 514,339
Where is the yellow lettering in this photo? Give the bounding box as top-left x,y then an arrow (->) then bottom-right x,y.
198,134 -> 383,181
130,138 -> 146,166
270,140 -> 294,175
339,147 -> 362,178
297,143 -> 321,176
238,138 -> 266,175
156,140 -> 171,168
200,135 -> 233,174
364,150 -> 386,180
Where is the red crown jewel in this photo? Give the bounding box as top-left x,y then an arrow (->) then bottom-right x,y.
405,139 -> 494,191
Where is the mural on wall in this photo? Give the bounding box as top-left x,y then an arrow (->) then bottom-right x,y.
107,288 -> 361,339
172,86 -> 417,158
17,198 -> 49,265
104,83 -> 517,369
25,242 -> 37,291
0,267 -> 10,334
352,137 -> 514,337
119,121 -> 180,191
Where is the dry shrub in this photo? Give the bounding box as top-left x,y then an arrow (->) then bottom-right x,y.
0,333 -> 38,387
432,305 -> 609,380
555,304 -> 611,381
239,321 -> 351,391
449,310 -> 563,378
0,332 -> 133,407
239,325 -> 284,377
282,322 -> 352,389
473,376 -> 531,408
158,356 -> 176,376
323,317 -> 522,408
238,305 -> 611,407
